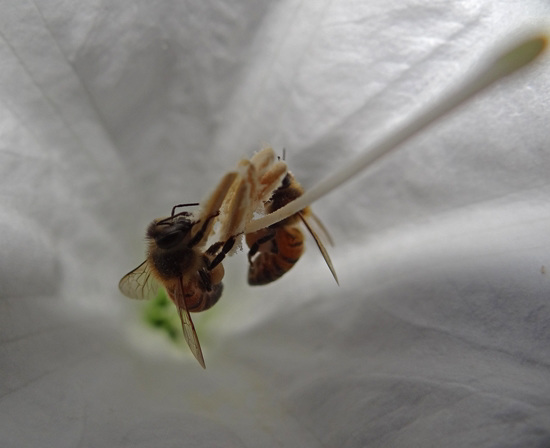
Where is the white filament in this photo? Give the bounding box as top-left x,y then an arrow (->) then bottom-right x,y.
245,33 -> 547,234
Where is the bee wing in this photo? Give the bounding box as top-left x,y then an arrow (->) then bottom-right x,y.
119,260 -> 160,300
308,212 -> 335,246
298,212 -> 339,285
172,277 -> 206,369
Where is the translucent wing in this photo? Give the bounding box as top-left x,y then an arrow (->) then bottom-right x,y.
308,212 -> 335,247
298,212 -> 339,285
119,260 -> 160,300
171,277 -> 206,369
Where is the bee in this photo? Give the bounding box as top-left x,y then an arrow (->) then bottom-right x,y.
119,172 -> 245,369
246,169 -> 338,286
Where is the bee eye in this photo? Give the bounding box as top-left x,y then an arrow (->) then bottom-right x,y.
156,231 -> 184,249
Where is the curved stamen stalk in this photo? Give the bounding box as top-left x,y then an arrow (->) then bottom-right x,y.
245,32 -> 547,234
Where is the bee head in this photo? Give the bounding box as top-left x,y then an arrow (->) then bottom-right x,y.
147,215 -> 195,250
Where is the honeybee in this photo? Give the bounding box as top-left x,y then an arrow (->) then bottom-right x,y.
246,170 -> 338,285
119,172 -> 245,368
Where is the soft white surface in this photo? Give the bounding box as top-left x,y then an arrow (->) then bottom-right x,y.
0,1 -> 549,447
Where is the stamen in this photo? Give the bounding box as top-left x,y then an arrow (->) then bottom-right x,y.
245,32 -> 547,234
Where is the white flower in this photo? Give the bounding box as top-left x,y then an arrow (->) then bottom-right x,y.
0,1 -> 548,447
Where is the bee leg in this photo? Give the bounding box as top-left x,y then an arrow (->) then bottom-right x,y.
205,241 -> 223,256
247,231 -> 275,263
188,211 -> 220,248
198,268 -> 213,292
208,236 -> 236,270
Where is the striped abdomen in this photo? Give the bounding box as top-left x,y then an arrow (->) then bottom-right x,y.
246,225 -> 304,285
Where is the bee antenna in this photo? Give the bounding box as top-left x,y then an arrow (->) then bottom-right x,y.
171,202 -> 200,217
276,148 -> 287,161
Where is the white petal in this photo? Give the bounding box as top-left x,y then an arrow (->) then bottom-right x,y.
1,0 -> 549,447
